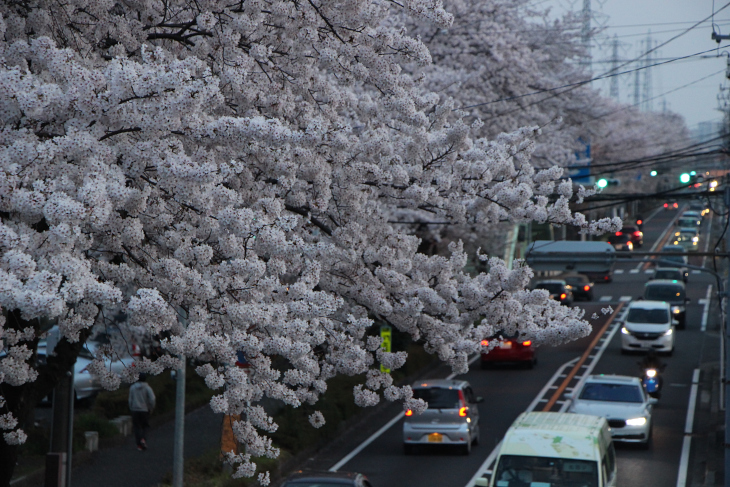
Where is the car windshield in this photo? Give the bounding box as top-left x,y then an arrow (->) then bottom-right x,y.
654,270 -> 679,280
608,235 -> 629,243
645,285 -> 684,301
563,277 -> 585,286
626,308 -> 669,324
677,218 -> 697,226
579,383 -> 643,403
412,388 -> 461,409
662,255 -> 686,265
494,455 -> 598,487
535,283 -> 564,294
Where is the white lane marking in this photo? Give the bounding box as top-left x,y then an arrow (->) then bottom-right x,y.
645,269 -> 653,274
619,296 -> 632,302
464,357 -> 580,487
676,369 -> 701,487
691,270 -> 701,274
614,269 -> 625,274
329,354 -> 480,472
466,320 -> 623,487
701,285 -> 712,332
599,296 -> 613,302
629,269 -> 640,274
701,211 -> 714,268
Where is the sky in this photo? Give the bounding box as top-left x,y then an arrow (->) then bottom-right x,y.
543,0 -> 730,133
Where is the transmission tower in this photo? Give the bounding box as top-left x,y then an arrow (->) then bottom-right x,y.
641,32 -> 654,112
609,35 -> 619,99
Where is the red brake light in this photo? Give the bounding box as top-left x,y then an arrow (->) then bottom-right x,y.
583,285 -> 590,291
521,340 -> 532,347
459,406 -> 468,417
636,220 -> 643,225
674,203 -> 678,208
615,231 -> 622,236
634,231 -> 641,236
405,409 -> 413,416
560,293 -> 567,299
481,340 -> 488,347
664,203 -> 668,208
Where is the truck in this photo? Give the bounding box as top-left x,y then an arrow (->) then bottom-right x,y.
525,240 -> 616,283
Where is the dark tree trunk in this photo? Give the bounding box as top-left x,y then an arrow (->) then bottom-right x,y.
0,309 -> 91,487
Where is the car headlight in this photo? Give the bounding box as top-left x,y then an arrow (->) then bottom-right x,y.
626,417 -> 647,426
664,328 -> 673,336
621,326 -> 630,335
671,306 -> 681,314
692,237 -> 699,243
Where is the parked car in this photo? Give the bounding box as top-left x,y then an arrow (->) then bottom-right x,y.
644,279 -> 688,329
532,279 -> 574,306
620,300 -> 676,353
607,233 -> 633,251
557,273 -> 594,301
403,379 -> 482,455
480,332 -> 536,369
567,374 -> 656,448
650,267 -> 686,283
281,471 -> 373,487
617,224 -> 643,248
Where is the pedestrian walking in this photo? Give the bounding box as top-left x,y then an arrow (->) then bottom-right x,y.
128,373 -> 156,451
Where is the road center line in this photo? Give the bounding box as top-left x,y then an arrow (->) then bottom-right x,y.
676,369 -> 701,487
542,302 -> 625,411
701,285 -> 712,332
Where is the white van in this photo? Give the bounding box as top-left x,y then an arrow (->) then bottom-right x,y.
483,412 -> 617,487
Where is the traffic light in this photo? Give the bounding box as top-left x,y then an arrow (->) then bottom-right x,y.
597,178 -> 608,188
679,173 -> 691,184
650,170 -> 658,177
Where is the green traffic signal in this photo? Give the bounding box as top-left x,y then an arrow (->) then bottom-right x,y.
690,171 -> 696,176
679,173 -> 691,184
597,178 -> 608,188
650,170 -> 657,177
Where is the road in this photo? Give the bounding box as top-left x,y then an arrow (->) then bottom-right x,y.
329,205 -> 720,487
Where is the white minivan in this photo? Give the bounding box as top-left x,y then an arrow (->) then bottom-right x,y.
478,412 -> 617,487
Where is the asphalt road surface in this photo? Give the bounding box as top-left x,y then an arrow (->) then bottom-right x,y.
330,205 -> 720,487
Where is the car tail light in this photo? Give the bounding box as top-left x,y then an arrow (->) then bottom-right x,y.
458,389 -> 468,416
521,340 -> 532,346
615,231 -> 622,236
560,293 -> 567,299
634,231 -> 641,236
583,285 -> 590,291
636,219 -> 643,225
664,203 -> 668,208
405,409 -> 413,416
481,339 -> 488,347
604,275 -> 610,280
674,203 -> 678,208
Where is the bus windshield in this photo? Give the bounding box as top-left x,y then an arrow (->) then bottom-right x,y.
493,455 -> 598,487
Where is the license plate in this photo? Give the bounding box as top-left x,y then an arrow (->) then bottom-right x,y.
499,341 -> 513,349
428,433 -> 443,443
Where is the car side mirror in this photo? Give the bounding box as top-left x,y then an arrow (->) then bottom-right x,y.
648,398 -> 658,405
474,473 -> 491,487
475,396 -> 484,404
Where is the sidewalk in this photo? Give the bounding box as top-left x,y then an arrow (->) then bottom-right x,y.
70,406 -> 221,487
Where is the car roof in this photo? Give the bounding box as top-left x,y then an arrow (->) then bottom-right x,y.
628,300 -> 670,310
500,412 -> 608,461
283,471 -> 364,484
662,244 -> 684,251
654,267 -> 681,272
682,210 -> 701,215
412,379 -> 468,389
557,273 -> 589,281
645,279 -> 684,287
583,374 -> 642,386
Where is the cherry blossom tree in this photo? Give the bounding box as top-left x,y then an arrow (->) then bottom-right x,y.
0,0 -> 620,483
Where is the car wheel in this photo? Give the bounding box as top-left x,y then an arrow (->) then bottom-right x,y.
403,443 -> 414,455
460,438 -> 472,455
472,427 -> 480,445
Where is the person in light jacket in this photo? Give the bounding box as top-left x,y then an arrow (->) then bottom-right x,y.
128,373 -> 156,451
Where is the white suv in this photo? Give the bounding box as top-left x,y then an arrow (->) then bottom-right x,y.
620,300 -> 675,355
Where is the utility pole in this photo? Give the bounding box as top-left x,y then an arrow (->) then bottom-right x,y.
581,0 -> 592,72
609,35 -> 619,100
45,329 -> 74,487
172,308 -> 189,487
